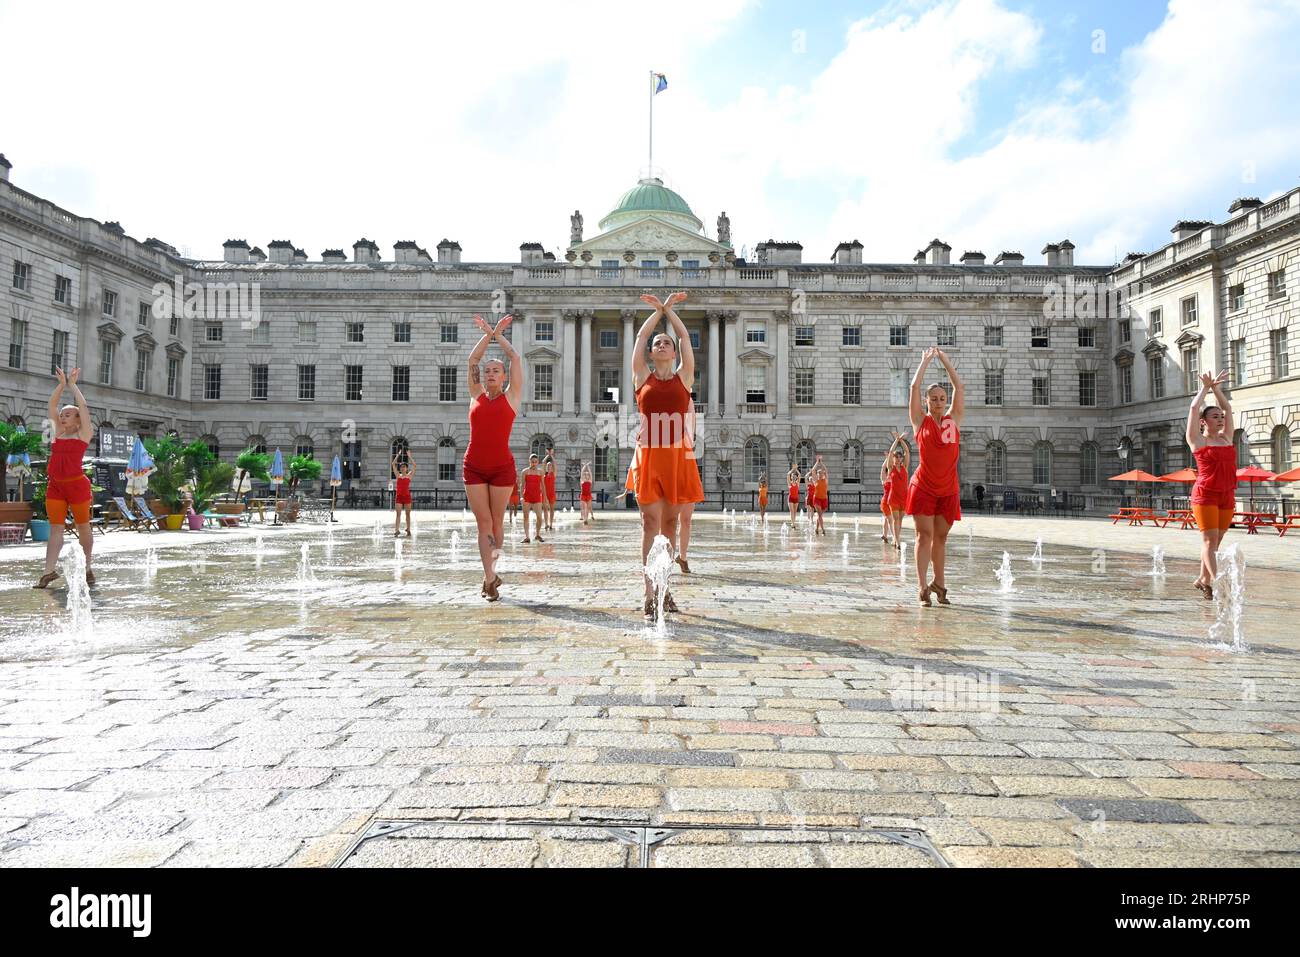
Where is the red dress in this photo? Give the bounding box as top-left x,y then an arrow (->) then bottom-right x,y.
1191,445 -> 1237,509
905,415 -> 961,525
463,392 -> 517,487
580,480 -> 592,502
887,464 -> 908,510
544,472 -> 556,502
632,374 -> 704,506
47,437 -> 93,504
523,472 -> 543,504
394,475 -> 412,506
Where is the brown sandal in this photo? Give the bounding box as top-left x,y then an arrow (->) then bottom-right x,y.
928,581 -> 950,605
483,577 -> 501,602
643,596 -> 658,622
918,585 -> 932,607
33,571 -> 59,589
675,556 -> 690,574
85,569 -> 96,586
661,591 -> 679,614
1194,581 -> 1212,601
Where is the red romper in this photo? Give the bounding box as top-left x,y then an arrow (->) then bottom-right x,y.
544,471 -> 556,503
523,472 -> 543,505
46,437 -> 93,520
580,480 -> 592,502
462,392 -> 517,487
905,415 -> 961,525
1191,445 -> 1237,511
887,464 -> 908,511
394,475 -> 412,506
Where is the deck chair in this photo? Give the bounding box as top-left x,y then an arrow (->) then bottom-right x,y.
131,496 -> 165,530
111,496 -> 146,531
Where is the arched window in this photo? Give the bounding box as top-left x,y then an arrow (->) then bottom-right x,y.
985,441 -> 1005,486
1033,442 -> 1052,486
294,435 -> 314,459
390,436 -> 410,476
1234,428 -> 1248,468
1273,425 -> 1294,473
1080,442 -> 1099,486
99,420 -> 114,430
200,434 -> 220,460
842,440 -> 863,485
530,434 -> 554,460
246,434 -> 268,456
744,436 -> 768,484
594,444 -> 618,483
438,437 -> 457,482
6,415 -> 24,427
793,440 -> 816,472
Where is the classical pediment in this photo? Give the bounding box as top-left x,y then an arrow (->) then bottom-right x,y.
573,215 -> 727,258
525,345 -> 563,363
738,347 -> 773,362
1175,330 -> 1204,348
1140,339 -> 1167,357
164,341 -> 188,359
1113,348 -> 1134,364
133,331 -> 157,351
97,320 -> 125,343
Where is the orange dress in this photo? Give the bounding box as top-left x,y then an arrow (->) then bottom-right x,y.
632,373 -> 705,506
758,485 -> 768,508
815,475 -> 829,510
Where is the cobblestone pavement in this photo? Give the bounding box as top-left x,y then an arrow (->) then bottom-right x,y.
1,510 -> 1297,867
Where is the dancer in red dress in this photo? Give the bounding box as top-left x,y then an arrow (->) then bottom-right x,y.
463,314 -> 523,601
518,454 -> 545,544
880,430 -> 910,549
542,449 -> 558,532
35,367 -> 96,588
391,452 -> 415,537
786,464 -> 801,526
579,461 -> 594,525
905,347 -> 963,606
1186,370 -> 1237,600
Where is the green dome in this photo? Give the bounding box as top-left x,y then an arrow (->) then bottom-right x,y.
598,178 -> 703,232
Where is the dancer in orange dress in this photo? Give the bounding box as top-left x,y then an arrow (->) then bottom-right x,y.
881,431 -> 910,549
812,457 -> 830,536
631,291 -> 703,621
757,474 -> 769,521
786,464 -> 801,526
518,454 -> 545,544
1186,370 -> 1237,600
674,402 -> 700,574
906,347 -> 963,606
508,477 -> 520,525
34,367 -> 96,588
579,461 -> 594,525
463,314 -> 523,601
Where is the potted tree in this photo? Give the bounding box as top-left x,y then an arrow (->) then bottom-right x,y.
28,463 -> 50,542
147,456 -> 189,529
187,458 -> 235,529
282,454 -> 322,522
0,422 -> 44,526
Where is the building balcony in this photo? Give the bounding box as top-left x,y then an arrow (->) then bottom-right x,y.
526,401 -> 559,416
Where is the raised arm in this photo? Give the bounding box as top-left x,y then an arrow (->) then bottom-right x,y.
909,348 -> 935,433
49,366 -> 67,425
66,368 -> 93,442
493,315 -> 523,411
632,294 -> 665,389
661,292 -> 693,388
1186,372 -> 1214,450
1208,370 -> 1232,436
935,349 -> 964,425
467,315 -> 495,401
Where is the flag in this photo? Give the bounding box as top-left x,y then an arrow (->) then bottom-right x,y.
654,73 -> 668,94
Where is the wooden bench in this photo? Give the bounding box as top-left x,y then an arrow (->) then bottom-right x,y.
1271,515 -> 1300,537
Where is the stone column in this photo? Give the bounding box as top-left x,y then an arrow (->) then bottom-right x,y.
580,310 -> 593,415
561,310 -> 576,414
621,309 -> 635,412
708,311 -> 721,416
774,309 -> 790,417
724,311 -> 739,415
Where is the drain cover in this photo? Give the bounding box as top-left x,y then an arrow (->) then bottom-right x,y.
333,820 -> 948,868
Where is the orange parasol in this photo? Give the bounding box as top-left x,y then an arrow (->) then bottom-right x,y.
1109,468 -> 1163,507
1273,466 -> 1300,482
1159,468 -> 1198,483
1235,464 -> 1277,510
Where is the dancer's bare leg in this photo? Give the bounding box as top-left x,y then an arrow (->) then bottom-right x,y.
913,514 -> 934,599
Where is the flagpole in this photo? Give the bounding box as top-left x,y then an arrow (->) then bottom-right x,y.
648,70 -> 654,177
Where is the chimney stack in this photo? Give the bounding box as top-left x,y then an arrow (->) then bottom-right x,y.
0,153 -> 10,182
1229,197 -> 1262,215
249,246 -> 266,263
268,240 -> 295,264
222,239 -> 250,264
993,251 -> 1024,266
353,238 -> 380,263
924,239 -> 951,266
519,242 -> 545,266
831,240 -> 863,265
322,249 -> 347,263
959,250 -> 986,266
1041,242 -> 1060,267
1058,239 -> 1074,267
394,240 -> 422,264
1171,219 -> 1211,241
437,239 -> 462,264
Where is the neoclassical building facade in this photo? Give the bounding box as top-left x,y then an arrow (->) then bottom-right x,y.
2,150 -> 1297,499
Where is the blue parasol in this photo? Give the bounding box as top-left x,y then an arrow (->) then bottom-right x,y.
269,448 -> 285,485
329,455 -> 342,487
125,436 -> 155,495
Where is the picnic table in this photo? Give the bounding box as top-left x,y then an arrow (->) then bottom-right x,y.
1272,515 -> 1300,537
1159,508 -> 1197,530
1109,506 -> 1161,526
1234,510 -> 1277,535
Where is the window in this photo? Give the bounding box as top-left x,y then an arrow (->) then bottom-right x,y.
169,314 -> 180,337
1118,318 -> 1131,343
340,440 -> 360,479
439,366 -> 458,402
1119,364 -> 1133,404
1149,440 -> 1165,477
1182,346 -> 1200,394
137,302 -> 151,327
135,349 -> 151,391
1150,308 -> 1163,335
392,365 -> 410,402
203,437 -> 220,460
295,437 -> 314,460
1271,328 -> 1289,378
794,440 -> 816,472
12,261 -> 29,291
985,442 -> 1005,485
534,364 -> 554,401
99,340 -> 115,385
51,329 -> 69,374
745,322 -> 766,344
394,321 -> 411,343
298,364 -> 316,401
842,370 -> 861,405
440,322 -> 458,343
248,435 -> 269,458
1077,326 -> 1096,348
680,259 -> 700,271
1033,442 -> 1052,485
1234,429 -> 1248,468
842,326 -> 861,347
1031,326 -> 1050,348
345,322 -> 364,343
252,318 -> 270,344
438,437 -> 457,482
166,357 -> 180,398
1228,286 -> 1244,312
889,368 -> 908,406
1181,295 -> 1197,326
297,319 -> 316,342
747,365 -> 768,404
984,370 -> 1003,406
55,275 -> 70,304
529,435 -> 555,460
535,320 -> 554,343
937,325 -> 956,347
1032,375 -> 1050,406
1269,269 -> 1287,300
830,443 -> 858,488
794,369 -> 814,406
598,328 -> 618,349
1080,443 -> 1099,485
204,364 -> 221,400
8,319 -> 26,369
983,326 -> 1003,347
594,445 -> 618,482
689,330 -> 701,350
250,364 -> 268,400
890,325 -> 909,347
1272,426 -> 1293,472
598,368 -> 620,402
390,438 -> 410,474
345,364 -> 363,401
741,437 -> 768,484
1231,338 -> 1247,386
205,322 -> 223,342
1078,371 -> 1097,407
1149,357 -> 1165,399
102,289 -> 117,317
794,325 -> 815,346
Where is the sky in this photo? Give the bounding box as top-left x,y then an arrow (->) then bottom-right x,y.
2,0 -> 1298,266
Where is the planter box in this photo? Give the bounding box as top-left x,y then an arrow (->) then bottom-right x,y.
29,518 -> 51,542
163,513 -> 185,531
0,502 -> 35,525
